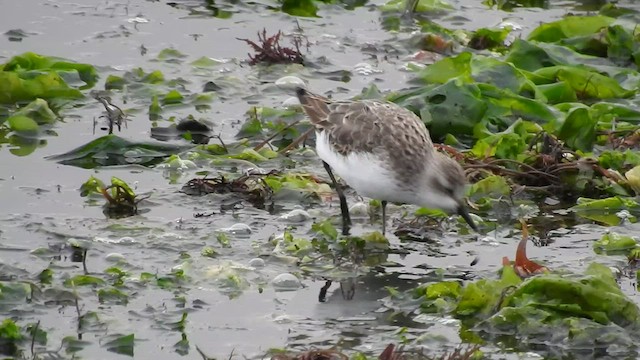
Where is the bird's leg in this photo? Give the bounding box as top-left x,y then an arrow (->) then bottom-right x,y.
322,161 -> 351,235
381,200 -> 388,235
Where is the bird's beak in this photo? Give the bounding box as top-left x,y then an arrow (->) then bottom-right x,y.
457,203 -> 478,232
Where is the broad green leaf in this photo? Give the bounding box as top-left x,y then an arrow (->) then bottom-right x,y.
1,52 -> 98,89
162,90 -> 184,105
557,107 -> 597,151
527,16 -> 615,43
64,275 -> 106,287
572,196 -> 639,225
468,175 -> 511,198
12,98 -> 57,124
593,232 -> 637,254
105,75 -> 125,90
191,56 -> 222,68
281,0 -> 319,17
533,66 -> 635,99
103,333 -> 134,356
0,319 -> 22,341
537,82 -> 577,104
98,288 -> 129,304
156,48 -> 187,62
0,71 -> 82,104
79,175 -> 107,197
478,84 -> 558,125
47,134 -> 189,168
415,79 -> 487,139
415,52 -> 473,84
7,115 -> 39,134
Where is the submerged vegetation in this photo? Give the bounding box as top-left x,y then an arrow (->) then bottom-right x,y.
1,0 -> 640,358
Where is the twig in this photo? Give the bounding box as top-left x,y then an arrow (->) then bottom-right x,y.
196,345 -> 215,360
82,249 -> 88,275
253,118 -> 303,152
74,294 -> 83,340
30,320 -> 40,359
279,127 -> 314,154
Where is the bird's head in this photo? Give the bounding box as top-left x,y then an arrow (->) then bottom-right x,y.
420,153 -> 478,232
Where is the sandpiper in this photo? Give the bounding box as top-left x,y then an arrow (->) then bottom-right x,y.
296,87 -> 478,235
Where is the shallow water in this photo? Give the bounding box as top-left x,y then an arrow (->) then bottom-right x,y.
1,0 -> 640,359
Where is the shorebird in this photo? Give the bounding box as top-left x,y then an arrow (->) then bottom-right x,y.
296,87 -> 477,236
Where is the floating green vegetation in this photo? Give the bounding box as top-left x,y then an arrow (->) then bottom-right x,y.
48,134 -> 189,168
0,52 -> 98,155
278,0 -> 368,17
80,175 -> 149,217
402,261 -> 640,352
0,52 -> 98,104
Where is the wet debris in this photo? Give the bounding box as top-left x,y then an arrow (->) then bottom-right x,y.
238,28 -> 305,65
182,170 -> 279,208
151,117 -> 215,144
270,343 -> 482,360
272,349 -> 348,360
439,132 -> 634,199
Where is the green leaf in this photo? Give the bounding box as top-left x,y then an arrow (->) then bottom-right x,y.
312,219 -> 338,240
0,319 -> 22,341
201,246 -> 218,258
415,52 -> 473,84
0,71 -> 82,104
2,52 -> 98,89
110,176 -> 136,199
593,232 -> 638,254
469,27 -> 511,50
157,48 -> 187,62
533,66 -> 635,99
39,268 -> 53,284
64,275 -> 105,287
162,90 -> 184,105
281,0 -> 319,17
103,333 -> 134,356
148,95 -> 162,121
12,98 -> 57,125
47,134 -> 189,168
79,175 -> 106,197
216,232 -> 231,248
397,79 -> 488,139
62,336 -> 91,354
537,82 -> 577,104
572,196 -> 639,225
381,0 -> 454,12
105,75 -> 125,90
527,15 -> 615,43
557,107 -> 597,151
98,288 -> 129,304
191,56 -> 222,68
7,115 -> 39,134
468,175 -> 511,198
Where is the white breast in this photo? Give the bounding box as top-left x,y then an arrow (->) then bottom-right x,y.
315,131 -> 418,204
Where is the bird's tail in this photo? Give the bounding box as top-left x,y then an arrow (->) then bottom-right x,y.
295,87 -> 332,128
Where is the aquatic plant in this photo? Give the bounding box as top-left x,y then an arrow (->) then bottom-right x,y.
238,29 -> 305,65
